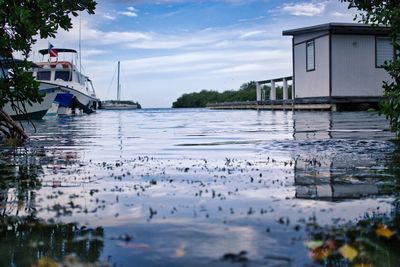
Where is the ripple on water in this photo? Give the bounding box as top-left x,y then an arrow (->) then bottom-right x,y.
0,109 -> 398,266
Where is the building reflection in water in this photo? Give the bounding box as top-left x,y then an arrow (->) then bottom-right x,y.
292,111 -> 396,201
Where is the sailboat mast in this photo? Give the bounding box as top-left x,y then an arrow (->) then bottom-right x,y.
117,61 -> 121,101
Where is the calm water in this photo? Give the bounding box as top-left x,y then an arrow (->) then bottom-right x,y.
0,109 -> 399,266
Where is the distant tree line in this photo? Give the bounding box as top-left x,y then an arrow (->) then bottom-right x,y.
172,81 -> 292,108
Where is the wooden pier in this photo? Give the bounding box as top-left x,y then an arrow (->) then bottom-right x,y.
208,75 -> 383,111
207,97 -> 383,111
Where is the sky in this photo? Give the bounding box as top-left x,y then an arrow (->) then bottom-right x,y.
26,0 -> 358,108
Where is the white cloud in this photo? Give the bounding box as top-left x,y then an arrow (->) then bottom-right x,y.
331,11 -> 347,17
280,2 -> 326,17
240,30 -> 266,39
118,11 -> 138,17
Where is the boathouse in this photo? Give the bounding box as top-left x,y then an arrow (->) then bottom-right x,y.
282,23 -> 392,101
208,23 -> 394,111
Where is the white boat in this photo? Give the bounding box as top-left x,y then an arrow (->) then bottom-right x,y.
0,58 -> 63,120
101,61 -> 138,110
33,48 -> 100,115
3,83 -> 63,120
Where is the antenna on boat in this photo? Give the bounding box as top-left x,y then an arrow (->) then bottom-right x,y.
117,61 -> 121,101
79,12 -> 82,74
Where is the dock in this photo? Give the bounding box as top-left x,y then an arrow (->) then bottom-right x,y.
208,76 -> 383,111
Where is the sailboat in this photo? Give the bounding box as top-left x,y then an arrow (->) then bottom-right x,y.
101,61 -> 138,110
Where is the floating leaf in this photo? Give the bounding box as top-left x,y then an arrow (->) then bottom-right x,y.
339,244 -> 358,262
353,263 -> 373,267
304,240 -> 324,250
309,247 -> 332,261
33,257 -> 59,267
375,224 -> 395,239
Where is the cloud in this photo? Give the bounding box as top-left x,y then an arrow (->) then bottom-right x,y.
331,11 -> 347,17
118,6 -> 138,17
280,2 -> 326,17
98,12 -> 117,20
239,30 -> 266,39
118,11 -> 138,17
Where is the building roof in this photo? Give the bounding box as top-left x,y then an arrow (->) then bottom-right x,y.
282,22 -> 390,36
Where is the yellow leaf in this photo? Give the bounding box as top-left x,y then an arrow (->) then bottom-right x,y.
304,240 -> 324,250
32,257 -> 60,267
376,224 -> 395,239
353,263 -> 373,267
339,244 -> 358,262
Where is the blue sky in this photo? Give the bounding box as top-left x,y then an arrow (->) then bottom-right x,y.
28,0 -> 357,107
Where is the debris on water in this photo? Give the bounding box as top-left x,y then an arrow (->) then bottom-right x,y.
111,234 -> 133,242
221,251 -> 248,263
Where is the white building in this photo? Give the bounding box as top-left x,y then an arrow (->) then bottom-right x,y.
283,23 -> 393,100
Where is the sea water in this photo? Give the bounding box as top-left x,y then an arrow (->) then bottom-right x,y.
0,109 -> 398,266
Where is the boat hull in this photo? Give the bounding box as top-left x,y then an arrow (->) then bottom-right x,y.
41,82 -> 100,114
3,83 -> 61,120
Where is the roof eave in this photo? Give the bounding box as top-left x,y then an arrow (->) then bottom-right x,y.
282,23 -> 390,36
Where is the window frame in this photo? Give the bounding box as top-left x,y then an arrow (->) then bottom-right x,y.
36,71 -> 52,81
55,70 -> 72,81
375,36 -> 394,68
306,40 -> 315,72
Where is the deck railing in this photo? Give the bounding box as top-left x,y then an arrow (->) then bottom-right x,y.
256,76 -> 293,101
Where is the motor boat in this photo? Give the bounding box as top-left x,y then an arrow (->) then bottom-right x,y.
33,48 -> 100,115
0,57 -> 63,120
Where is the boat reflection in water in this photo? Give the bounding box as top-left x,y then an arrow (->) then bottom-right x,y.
292,111 -> 396,201
0,154 -> 104,266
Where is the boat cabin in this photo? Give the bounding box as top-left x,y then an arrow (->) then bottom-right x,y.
33,48 -> 96,98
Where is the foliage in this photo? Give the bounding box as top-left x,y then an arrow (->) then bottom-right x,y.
173,81 -> 293,108
305,211 -> 400,266
0,0 -> 97,109
341,0 -> 400,136
172,81 -> 257,108
108,100 -> 142,109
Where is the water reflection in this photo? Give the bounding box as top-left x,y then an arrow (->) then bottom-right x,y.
0,216 -> 104,267
292,111 -> 397,200
0,157 -> 41,217
0,109 -> 398,266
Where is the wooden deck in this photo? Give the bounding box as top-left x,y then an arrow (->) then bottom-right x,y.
207,97 -> 384,111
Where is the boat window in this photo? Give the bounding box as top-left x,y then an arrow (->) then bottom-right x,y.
36,71 -> 51,81
55,71 -> 72,81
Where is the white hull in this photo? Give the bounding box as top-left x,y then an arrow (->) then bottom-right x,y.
41,82 -> 99,106
3,83 -> 61,120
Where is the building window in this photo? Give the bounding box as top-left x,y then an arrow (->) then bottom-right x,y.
306,40 -> 315,71
376,37 -> 393,68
